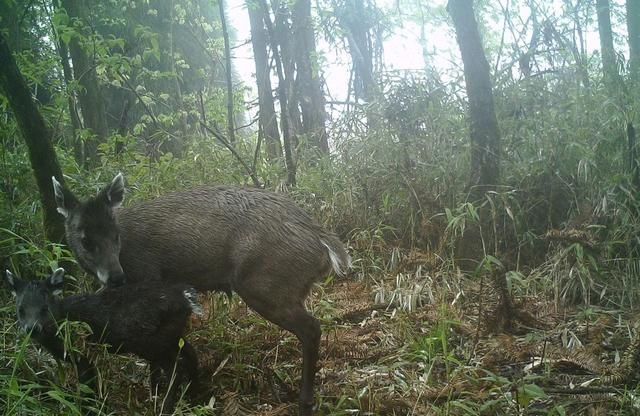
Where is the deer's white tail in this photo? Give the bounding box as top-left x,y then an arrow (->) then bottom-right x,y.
321,239 -> 351,277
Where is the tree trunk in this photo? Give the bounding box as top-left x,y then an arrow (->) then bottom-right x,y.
448,0 -> 502,275
273,3 -> 302,149
0,32 -> 66,242
260,0 -> 297,186
60,0 -> 109,166
219,0 -> 236,145
0,0 -> 22,52
247,0 -> 282,160
628,0 -> 640,84
448,0 -> 500,193
597,0 -> 620,91
292,0 -> 328,155
338,0 -> 378,130
341,0 -> 375,101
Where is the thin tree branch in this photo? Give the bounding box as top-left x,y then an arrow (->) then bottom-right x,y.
115,69 -> 159,129
199,120 -> 261,187
218,0 -> 236,144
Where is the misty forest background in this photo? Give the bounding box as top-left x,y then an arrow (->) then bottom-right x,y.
2,0 -> 640,414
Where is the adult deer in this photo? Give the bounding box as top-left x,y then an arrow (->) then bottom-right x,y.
53,174 -> 350,415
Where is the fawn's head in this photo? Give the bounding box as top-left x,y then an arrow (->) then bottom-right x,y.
5,268 -> 65,334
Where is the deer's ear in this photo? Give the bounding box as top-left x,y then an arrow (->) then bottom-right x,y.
48,268 -> 65,296
5,269 -> 23,297
52,176 -> 77,218
106,173 -> 125,208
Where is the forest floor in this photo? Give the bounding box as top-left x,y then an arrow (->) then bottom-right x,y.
21,249 -> 640,415
105,248 -> 639,416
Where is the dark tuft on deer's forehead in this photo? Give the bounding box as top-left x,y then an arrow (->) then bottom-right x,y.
26,280 -> 45,290
84,192 -> 115,214
78,195 -> 118,230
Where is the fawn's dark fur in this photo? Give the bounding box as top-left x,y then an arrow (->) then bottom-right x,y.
5,268 -> 200,413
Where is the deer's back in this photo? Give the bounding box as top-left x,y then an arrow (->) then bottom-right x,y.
116,186 -> 335,292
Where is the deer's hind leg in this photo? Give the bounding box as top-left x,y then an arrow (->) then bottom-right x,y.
235,281 -> 321,416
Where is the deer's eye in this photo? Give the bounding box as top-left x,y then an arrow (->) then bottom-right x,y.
81,236 -> 95,252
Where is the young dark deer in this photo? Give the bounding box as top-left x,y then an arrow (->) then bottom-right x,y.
52,173 -> 350,415
5,268 -> 200,413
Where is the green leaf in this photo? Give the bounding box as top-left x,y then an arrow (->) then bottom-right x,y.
61,31 -> 72,45
516,383 -> 546,407
52,11 -> 70,27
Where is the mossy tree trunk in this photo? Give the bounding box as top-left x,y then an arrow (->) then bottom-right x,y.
0,32 -> 66,242
597,0 -> 620,91
448,0 -> 500,196
448,0 -> 504,294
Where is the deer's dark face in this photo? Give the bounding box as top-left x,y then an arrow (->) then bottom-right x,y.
5,269 -> 64,334
67,197 -> 124,286
53,174 -> 126,287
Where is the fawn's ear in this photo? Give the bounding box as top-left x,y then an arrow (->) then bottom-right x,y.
5,269 -> 23,297
52,176 -> 78,218
48,268 -> 65,296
